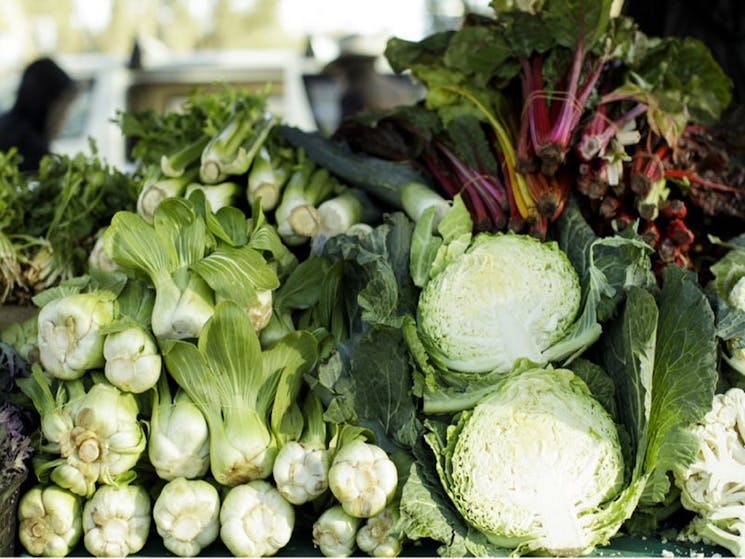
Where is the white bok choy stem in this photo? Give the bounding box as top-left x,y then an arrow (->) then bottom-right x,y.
82,484 -> 151,558
246,145 -> 291,210
199,108 -> 277,184
153,477 -> 220,557
275,160 -> 341,245
148,373 -> 210,481
136,168 -> 198,224
273,391 -> 331,505
161,300 -> 318,486
220,480 -> 295,557
88,227 -> 120,273
103,324 -> 161,394
312,505 -> 360,558
37,290 -> 116,380
328,428 -> 398,519
356,502 -> 404,557
17,484 -> 83,557
161,134 -> 210,178
316,188 -> 381,238
184,181 -> 239,212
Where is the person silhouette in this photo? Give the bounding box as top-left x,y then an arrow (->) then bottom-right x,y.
0,57 -> 76,171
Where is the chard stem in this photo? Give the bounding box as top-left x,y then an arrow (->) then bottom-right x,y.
444,85 -> 537,220
664,170 -> 745,193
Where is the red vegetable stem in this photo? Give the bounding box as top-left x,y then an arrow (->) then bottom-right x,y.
664,169 -> 745,194
665,218 -> 695,248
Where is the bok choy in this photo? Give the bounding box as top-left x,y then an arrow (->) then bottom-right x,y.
17,367 -> 146,498
104,198 -> 214,340
37,290 -> 116,380
161,300 -> 317,486
147,374 -> 210,481
104,197 -> 280,340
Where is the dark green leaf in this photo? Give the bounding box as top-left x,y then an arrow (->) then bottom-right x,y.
314,326 -> 421,451
641,266 -> 718,505
634,36 -> 733,125
444,25 -> 514,86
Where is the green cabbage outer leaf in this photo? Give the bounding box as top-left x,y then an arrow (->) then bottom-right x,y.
429,365 -> 624,556
417,232 -> 581,374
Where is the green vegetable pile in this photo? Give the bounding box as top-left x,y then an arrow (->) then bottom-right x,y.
3,1 -> 745,558
0,148 -> 139,305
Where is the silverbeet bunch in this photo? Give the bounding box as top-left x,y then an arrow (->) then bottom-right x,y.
312,0 -> 743,284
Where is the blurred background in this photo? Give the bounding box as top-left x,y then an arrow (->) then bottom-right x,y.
0,0 -> 492,169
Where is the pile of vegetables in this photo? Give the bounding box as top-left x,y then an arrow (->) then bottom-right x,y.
3,0 -> 745,557
0,148 -> 139,304
305,0 -> 743,284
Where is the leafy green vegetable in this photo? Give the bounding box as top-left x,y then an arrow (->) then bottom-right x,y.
399,262 -> 718,556
0,150 -> 138,303
305,213 -> 423,451
161,300 -> 317,486
601,265 -> 719,526
632,37 -> 733,127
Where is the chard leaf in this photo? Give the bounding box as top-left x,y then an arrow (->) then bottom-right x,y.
633,36 -> 732,126
385,32 -> 454,75
445,114 -> 500,176
540,0 -> 613,50
496,10 -> 554,57
444,24 -> 515,86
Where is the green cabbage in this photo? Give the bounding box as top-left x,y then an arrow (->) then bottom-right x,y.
429,365 -> 624,556
417,233 -> 581,374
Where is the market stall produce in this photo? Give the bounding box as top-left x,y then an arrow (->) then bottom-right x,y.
2,0 -> 745,557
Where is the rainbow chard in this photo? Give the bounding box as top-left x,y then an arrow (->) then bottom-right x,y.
434,141 -> 509,232
520,42 -> 607,176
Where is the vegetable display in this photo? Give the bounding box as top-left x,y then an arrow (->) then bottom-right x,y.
2,1 -> 745,557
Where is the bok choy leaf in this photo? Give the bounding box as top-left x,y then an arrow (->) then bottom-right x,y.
161,300 -> 317,486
